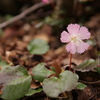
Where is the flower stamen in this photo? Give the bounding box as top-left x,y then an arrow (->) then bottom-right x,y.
70,34 -> 81,46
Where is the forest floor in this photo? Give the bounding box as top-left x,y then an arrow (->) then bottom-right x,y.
0,2 -> 100,100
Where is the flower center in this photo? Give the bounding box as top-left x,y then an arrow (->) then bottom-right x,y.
70,34 -> 81,46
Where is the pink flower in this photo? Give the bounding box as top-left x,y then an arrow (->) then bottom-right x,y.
60,24 -> 91,54
42,0 -> 49,4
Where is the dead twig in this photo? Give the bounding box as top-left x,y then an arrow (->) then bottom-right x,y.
0,2 -> 45,29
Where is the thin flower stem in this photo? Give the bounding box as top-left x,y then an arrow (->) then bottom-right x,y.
69,53 -> 72,69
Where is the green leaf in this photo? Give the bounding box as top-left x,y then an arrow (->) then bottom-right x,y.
0,61 -> 8,66
94,67 -> 100,74
96,52 -> 100,57
0,65 -> 29,84
43,71 -> 78,98
1,76 -> 32,100
27,38 -> 49,55
0,65 -> 32,100
44,16 -> 64,26
25,88 -> 43,96
32,63 -> 55,82
73,59 -> 99,72
50,66 -> 56,72
0,57 -> 9,67
76,82 -> 87,90
0,65 -> 28,75
50,19 -> 63,26
44,16 -> 53,24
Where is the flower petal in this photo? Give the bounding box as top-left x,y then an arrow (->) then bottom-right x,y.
67,24 -> 80,35
78,26 -> 91,40
42,0 -> 49,4
60,31 -> 70,43
77,41 -> 89,54
66,43 -> 77,54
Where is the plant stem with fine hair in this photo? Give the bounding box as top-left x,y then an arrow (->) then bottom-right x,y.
69,53 -> 72,70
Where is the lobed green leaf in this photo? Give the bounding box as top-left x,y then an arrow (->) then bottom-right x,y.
73,59 -> 99,72
32,63 -> 55,82
27,38 -> 49,55
1,76 -> 32,100
43,71 -> 78,98
0,65 -> 32,100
